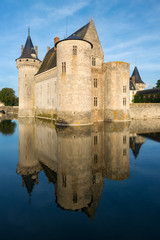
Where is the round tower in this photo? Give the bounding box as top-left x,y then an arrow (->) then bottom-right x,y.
16,28 -> 41,117
103,122 -> 130,181
56,36 -> 93,125
56,126 -> 92,210
103,61 -> 130,122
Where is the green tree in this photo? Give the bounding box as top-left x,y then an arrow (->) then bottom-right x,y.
0,120 -> 17,135
155,79 -> 160,88
0,88 -> 18,106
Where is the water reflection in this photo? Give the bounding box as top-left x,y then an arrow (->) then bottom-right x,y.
16,118 -> 160,219
0,120 -> 17,135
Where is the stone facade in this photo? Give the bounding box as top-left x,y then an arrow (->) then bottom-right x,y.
17,19 -> 159,125
130,103 -> 160,120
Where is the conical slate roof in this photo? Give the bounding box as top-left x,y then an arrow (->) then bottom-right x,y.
131,66 -> 144,84
130,79 -> 136,90
22,174 -> 36,196
18,29 -> 40,60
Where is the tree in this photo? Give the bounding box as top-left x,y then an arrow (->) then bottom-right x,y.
155,79 -> 160,88
0,88 -> 19,106
0,120 -> 17,135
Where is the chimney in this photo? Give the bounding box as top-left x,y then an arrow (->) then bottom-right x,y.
54,36 -> 60,51
132,76 -> 135,84
35,46 -> 38,57
21,45 -> 23,54
47,46 -> 50,52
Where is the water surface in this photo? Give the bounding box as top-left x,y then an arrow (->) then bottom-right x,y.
0,118 -> 160,240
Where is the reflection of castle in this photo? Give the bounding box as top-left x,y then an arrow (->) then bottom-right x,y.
17,119 -> 160,218
17,119 -> 131,219
130,134 -> 145,159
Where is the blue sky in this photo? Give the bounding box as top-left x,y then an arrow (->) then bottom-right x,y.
0,0 -> 160,95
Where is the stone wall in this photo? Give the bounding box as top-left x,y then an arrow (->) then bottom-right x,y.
0,106 -> 18,115
35,67 -> 57,118
130,103 -> 160,120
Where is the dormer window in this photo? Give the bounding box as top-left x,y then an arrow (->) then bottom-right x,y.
92,57 -> 96,66
73,46 -> 77,55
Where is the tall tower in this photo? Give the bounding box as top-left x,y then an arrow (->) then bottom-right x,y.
103,61 -> 130,122
16,28 -> 41,117
56,35 -> 93,125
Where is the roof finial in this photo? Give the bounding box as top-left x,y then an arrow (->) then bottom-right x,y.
91,16 -> 93,21
28,26 -> 30,37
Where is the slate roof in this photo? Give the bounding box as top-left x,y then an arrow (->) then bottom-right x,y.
68,22 -> 90,39
136,87 -> 160,95
55,34 -> 93,49
37,21 -> 91,75
22,174 -> 36,196
18,33 -> 40,61
131,66 -> 145,84
130,79 -> 136,90
37,48 -> 56,75
130,137 -> 144,159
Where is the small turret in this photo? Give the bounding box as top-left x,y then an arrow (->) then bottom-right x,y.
16,28 -> 41,117
130,66 -> 146,91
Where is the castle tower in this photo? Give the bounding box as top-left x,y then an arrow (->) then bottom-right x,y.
130,66 -> 146,91
17,118 -> 41,198
16,28 -> 41,117
56,126 -> 92,210
56,35 -> 93,125
103,62 -> 130,122
103,122 -> 130,181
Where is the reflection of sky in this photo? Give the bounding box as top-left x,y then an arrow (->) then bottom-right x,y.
0,121 -> 160,240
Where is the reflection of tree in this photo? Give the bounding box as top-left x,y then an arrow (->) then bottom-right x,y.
0,120 -> 17,135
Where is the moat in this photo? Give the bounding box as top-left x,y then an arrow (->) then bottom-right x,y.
0,118 -> 160,240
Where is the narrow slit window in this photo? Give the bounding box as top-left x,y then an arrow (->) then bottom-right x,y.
94,97 -> 97,106
123,98 -> 126,106
123,136 -> 126,144
123,86 -> 126,93
92,175 -> 96,184
94,154 -> 98,163
94,136 -> 97,145
123,148 -> 126,156
62,174 -> 66,187
94,78 -> 98,88
73,193 -> 77,203
62,62 -> 66,73
73,46 -> 77,55
92,57 -> 96,66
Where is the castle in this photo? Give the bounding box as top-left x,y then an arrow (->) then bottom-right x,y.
16,18 -> 146,125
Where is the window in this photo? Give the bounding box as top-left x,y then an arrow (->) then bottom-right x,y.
94,78 -> 97,88
73,193 -> 77,203
94,154 -> 98,163
123,98 -> 126,106
123,148 -> 126,156
123,136 -> 126,144
92,57 -> 96,66
62,62 -> 66,73
123,86 -> 126,93
94,97 -> 97,106
73,46 -> 77,55
62,174 -> 66,187
92,175 -> 96,184
94,136 -> 97,145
